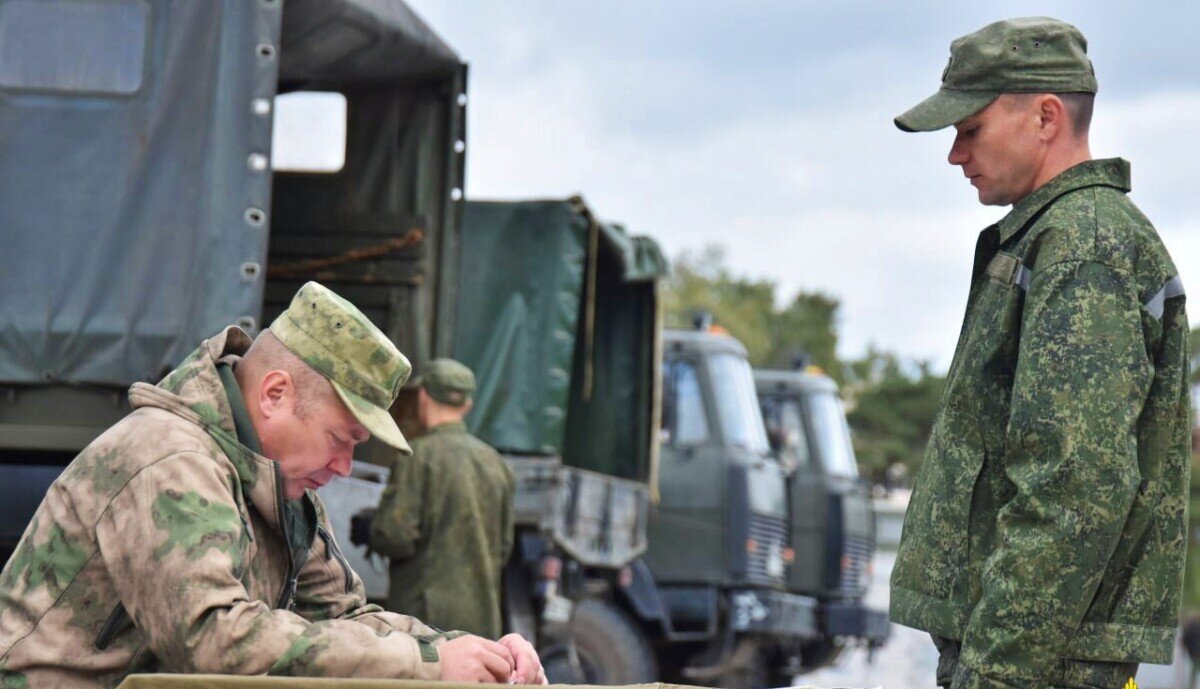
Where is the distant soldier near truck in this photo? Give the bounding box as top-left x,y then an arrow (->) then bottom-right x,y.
889,17 -> 1190,689
0,282 -> 544,688
359,358 -> 516,639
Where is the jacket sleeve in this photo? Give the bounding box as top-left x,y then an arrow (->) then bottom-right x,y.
369,451 -> 430,561
501,463 -> 516,562
955,260 -> 1152,689
95,452 -> 445,679
294,497 -> 454,639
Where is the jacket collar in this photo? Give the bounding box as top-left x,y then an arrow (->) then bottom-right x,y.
998,158 -> 1131,244
424,420 -> 469,437
128,326 -> 284,533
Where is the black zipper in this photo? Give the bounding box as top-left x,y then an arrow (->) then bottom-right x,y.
317,525 -> 354,594
94,603 -> 131,650
272,463 -> 298,610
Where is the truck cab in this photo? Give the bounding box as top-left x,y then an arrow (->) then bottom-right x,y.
597,328 -> 819,688
755,367 -> 889,666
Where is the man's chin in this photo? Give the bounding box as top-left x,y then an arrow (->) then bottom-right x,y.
975,188 -> 1009,207
281,480 -> 309,500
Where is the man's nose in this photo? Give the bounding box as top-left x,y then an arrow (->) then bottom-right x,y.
948,135 -> 969,166
331,450 -> 353,478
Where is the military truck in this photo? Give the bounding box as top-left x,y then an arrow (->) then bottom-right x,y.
0,0 -> 659,663
554,326 -> 801,687
755,365 -> 889,669
323,197 -> 666,662
0,0 -> 466,569
562,326 -> 887,688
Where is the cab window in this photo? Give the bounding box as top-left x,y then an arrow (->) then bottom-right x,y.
761,396 -> 811,471
661,359 -> 708,446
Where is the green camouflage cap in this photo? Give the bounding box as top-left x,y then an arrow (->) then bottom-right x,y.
896,17 -> 1097,132
412,358 -> 476,406
268,281 -> 413,455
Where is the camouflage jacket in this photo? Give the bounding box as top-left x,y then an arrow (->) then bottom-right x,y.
890,159 -> 1191,689
0,327 -> 454,689
370,421 -> 515,638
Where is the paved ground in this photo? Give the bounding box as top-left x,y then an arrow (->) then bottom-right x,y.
791,539 -> 1192,688
792,550 -> 936,689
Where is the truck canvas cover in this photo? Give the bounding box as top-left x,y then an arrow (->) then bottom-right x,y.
0,0 -> 465,386
454,198 -> 667,482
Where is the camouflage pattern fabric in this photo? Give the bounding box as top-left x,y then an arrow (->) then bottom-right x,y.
270,281 -> 413,455
895,17 -> 1098,133
370,422 -> 515,638
0,327 -> 457,689
890,159 -> 1191,689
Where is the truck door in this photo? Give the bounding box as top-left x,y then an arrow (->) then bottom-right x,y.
645,356 -> 726,584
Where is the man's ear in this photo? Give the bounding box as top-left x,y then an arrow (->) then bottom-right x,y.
259,369 -> 295,419
1037,94 -> 1067,142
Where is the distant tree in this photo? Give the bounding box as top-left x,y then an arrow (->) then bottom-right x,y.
663,246 -> 842,379
843,348 -> 944,485
662,245 -> 944,486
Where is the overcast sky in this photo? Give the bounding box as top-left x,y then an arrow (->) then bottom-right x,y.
400,1 -> 1200,371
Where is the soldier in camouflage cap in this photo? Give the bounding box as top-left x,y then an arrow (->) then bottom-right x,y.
269,281 -> 414,458
0,282 -> 544,687
889,17 -> 1190,689
367,358 -> 516,639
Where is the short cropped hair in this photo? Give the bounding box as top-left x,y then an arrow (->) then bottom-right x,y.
1005,92 -> 1094,138
242,330 -> 339,419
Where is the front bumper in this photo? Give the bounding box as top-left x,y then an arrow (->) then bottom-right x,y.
824,600 -> 890,643
729,588 -> 819,639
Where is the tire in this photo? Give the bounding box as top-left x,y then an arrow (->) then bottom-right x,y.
798,638 -> 844,670
558,599 -> 658,685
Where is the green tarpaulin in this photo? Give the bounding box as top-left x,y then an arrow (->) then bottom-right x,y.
454,198 -> 667,482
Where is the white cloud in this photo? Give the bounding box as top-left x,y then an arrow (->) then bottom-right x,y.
406,1 -> 1200,370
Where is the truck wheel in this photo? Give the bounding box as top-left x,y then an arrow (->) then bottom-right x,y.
798,638 -> 844,670
559,599 -> 657,685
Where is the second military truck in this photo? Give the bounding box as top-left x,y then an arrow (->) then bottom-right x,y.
557,326 -> 888,688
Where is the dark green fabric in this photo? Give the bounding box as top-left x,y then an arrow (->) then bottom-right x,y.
453,200 -> 587,454
561,235 -> 658,481
890,159 -> 1191,688
0,1 -> 281,385
216,363 -> 263,455
369,422 -> 514,638
598,223 -> 670,283
454,199 -> 665,481
412,358 -> 475,406
216,361 -> 314,565
933,636 -> 1139,689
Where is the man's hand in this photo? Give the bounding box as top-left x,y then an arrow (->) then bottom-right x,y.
498,633 -> 547,685
438,634 -> 516,683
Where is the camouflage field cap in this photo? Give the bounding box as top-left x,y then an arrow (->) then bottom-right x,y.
269,281 -> 413,454
895,17 -> 1097,132
412,358 -> 476,406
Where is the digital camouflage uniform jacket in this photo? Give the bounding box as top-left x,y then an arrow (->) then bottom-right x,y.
890,159 -> 1191,689
0,327 -> 455,689
370,421 -> 515,638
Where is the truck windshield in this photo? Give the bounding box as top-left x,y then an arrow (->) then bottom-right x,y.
806,391 -> 859,478
760,397 -> 811,472
708,353 -> 769,455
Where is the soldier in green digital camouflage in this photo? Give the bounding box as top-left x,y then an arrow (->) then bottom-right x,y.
367,359 -> 515,639
889,17 -> 1191,689
0,282 -> 544,688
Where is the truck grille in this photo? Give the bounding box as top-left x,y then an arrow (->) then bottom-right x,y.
746,513 -> 788,586
839,532 -> 873,597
